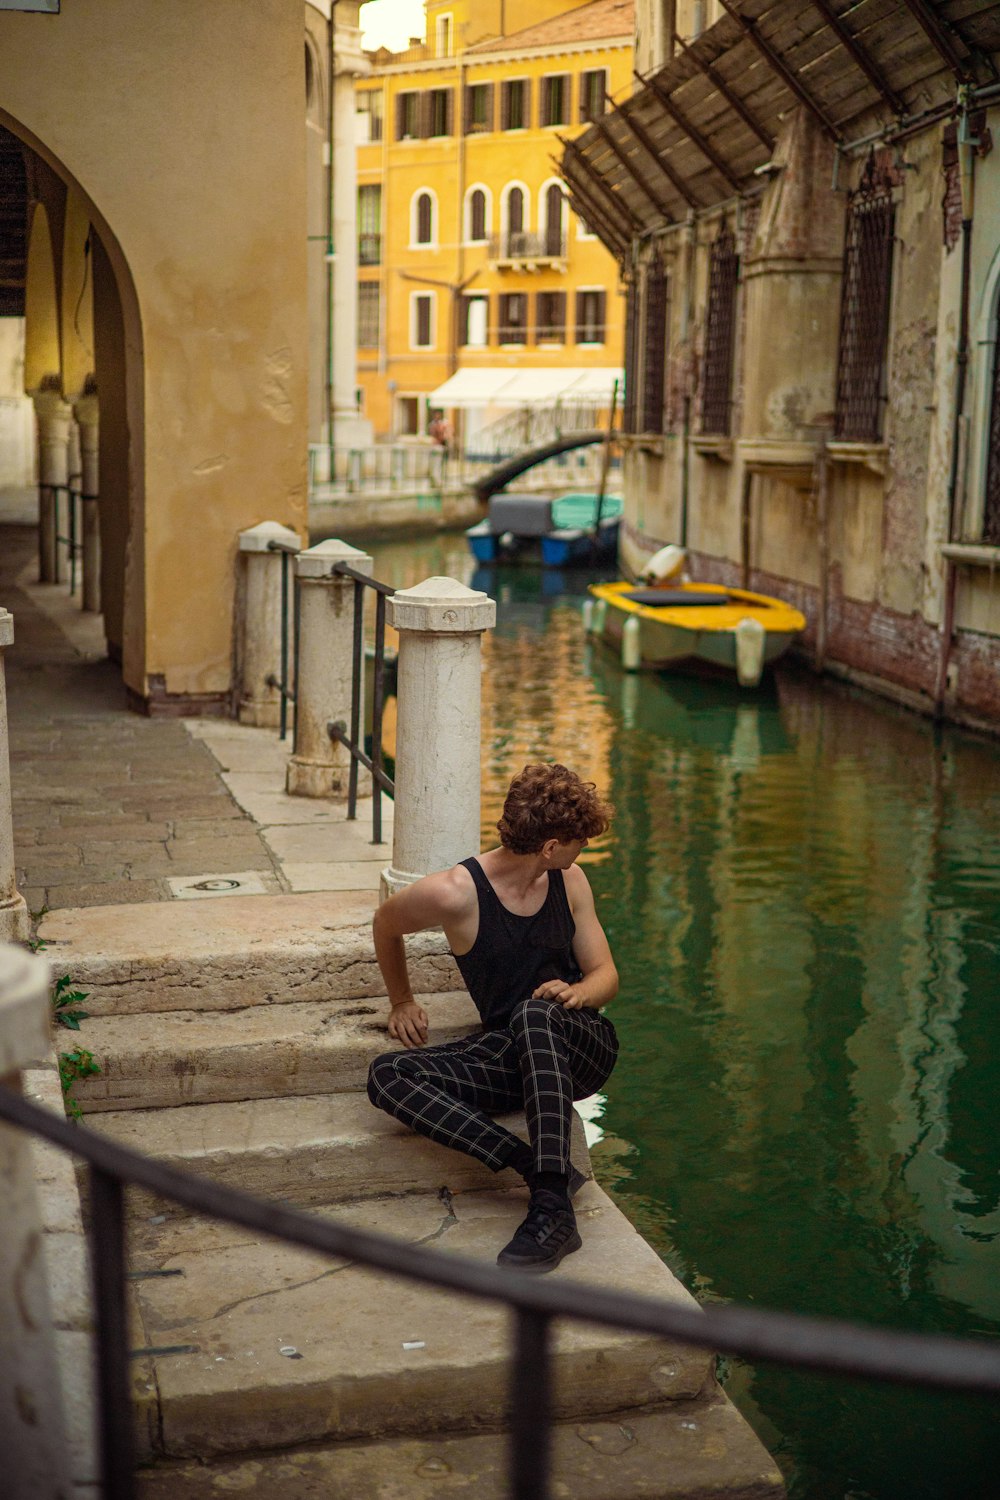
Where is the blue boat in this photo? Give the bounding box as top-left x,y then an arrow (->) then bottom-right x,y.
466,492 -> 622,568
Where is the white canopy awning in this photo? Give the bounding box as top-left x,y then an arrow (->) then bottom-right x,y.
429,366 -> 622,409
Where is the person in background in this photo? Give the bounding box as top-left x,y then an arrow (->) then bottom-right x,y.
367,763 -> 619,1273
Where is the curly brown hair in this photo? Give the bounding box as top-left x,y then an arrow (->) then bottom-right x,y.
496,763 -> 612,854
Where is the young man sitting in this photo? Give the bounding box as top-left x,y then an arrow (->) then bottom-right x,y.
367,762 -> 619,1273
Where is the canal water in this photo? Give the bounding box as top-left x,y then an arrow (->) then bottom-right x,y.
335,527 -> 1000,1499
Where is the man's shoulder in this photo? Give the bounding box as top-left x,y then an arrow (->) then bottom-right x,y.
431,861 -> 478,915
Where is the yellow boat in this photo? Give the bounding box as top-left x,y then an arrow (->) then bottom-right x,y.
586,578 -> 806,688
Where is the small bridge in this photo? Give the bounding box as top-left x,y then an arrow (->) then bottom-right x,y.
472,432 -> 605,503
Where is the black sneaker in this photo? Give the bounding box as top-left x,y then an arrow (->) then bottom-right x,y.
496,1191 -> 582,1273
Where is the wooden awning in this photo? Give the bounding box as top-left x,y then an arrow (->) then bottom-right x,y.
560,0 -> 1000,255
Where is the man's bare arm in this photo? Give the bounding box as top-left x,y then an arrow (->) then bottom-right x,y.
372,867 -> 475,1048
532,865 -> 618,1010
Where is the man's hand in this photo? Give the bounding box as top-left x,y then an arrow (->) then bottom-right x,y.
532,978 -> 587,1009
388,1000 -> 429,1048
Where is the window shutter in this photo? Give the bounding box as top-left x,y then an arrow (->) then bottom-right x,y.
623,282 -> 640,433
541,77 -> 550,127
523,79 -> 532,129
445,88 -> 454,137
595,290 -> 606,339
463,85 -> 472,134
484,83 -> 494,132
417,296 -> 431,346
500,81 -> 510,131
396,93 -> 406,140
641,258 -> 668,433
419,91 -> 431,139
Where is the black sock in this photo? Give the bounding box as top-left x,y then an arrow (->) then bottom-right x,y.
532,1170 -> 571,1206
503,1142 -> 535,1182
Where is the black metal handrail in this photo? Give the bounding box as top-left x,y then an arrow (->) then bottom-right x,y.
326,560 -> 395,846
41,477 -> 88,593
1,1082 -> 999,1500
262,536 -> 301,741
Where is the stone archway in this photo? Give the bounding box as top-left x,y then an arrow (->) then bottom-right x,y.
0,111 -> 145,681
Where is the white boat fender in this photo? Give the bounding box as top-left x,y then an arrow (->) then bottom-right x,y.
735,616 -> 766,688
643,544 -> 687,584
582,599 -> 594,634
622,614 -> 642,672
593,597 -> 608,635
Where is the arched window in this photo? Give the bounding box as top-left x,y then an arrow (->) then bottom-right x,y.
507,186 -> 524,236
544,183 -> 565,257
412,190 -> 435,246
469,188 -> 487,243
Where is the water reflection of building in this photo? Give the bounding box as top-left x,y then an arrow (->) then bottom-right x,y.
590,648 -> 1000,1330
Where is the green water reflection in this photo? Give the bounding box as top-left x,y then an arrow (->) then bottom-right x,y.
350,530 -> 1000,1499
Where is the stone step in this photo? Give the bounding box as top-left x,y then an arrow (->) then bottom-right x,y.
126,1184 -> 716,1460
135,1390 -> 786,1498
73,990 -> 479,1112
38,891 -> 460,1015
85,1092 -> 592,1213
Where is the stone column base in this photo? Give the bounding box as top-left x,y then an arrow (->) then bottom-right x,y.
238,697 -> 282,729
286,754 -> 372,801
379,865 -> 422,902
0,893 -> 29,944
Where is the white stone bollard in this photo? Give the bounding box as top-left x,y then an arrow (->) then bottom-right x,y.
0,944 -> 73,1497
74,390 -> 101,614
381,577 -> 495,899
32,389 -> 72,586
0,610 -> 29,943
286,538 -> 373,799
237,521 -> 301,728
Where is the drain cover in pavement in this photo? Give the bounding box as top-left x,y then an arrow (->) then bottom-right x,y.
167,871 -> 269,900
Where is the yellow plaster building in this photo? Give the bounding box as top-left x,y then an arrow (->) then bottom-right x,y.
355,0 -> 632,446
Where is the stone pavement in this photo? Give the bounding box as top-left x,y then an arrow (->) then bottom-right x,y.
3,523 -> 386,916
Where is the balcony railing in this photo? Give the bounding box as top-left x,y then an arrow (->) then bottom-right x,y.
358,232 -> 382,266
490,232 -> 567,264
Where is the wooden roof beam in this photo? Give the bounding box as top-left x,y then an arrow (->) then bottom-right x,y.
598,101 -> 678,220
808,0 -> 906,114
563,186 -> 628,258
717,0 -> 842,140
553,156 -> 631,255
674,35 -> 775,152
636,67 -> 742,192
897,0 -> 973,82
617,95 -> 702,211
559,135 -> 647,237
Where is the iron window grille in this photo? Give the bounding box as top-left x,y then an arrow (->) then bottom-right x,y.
357,184 -> 381,265
700,223 -> 739,435
623,280 -> 640,434
983,294 -> 1000,542
834,156 -> 896,442
501,78 -> 530,130
499,292 -> 528,345
641,256 -> 669,435
357,284 -> 380,348
536,290 -> 567,343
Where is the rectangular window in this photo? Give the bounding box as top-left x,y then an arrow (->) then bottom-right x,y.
579,69 -> 607,123
436,14 -> 453,57
541,74 -> 571,128
358,283 -> 380,348
357,184 -> 381,266
623,281 -> 641,434
398,396 -> 420,436
501,77 -> 530,130
462,294 -> 489,348
640,257 -> 669,433
499,292 -> 528,345
464,82 -> 494,134
356,89 -> 384,143
426,88 -> 453,138
700,224 -> 739,435
411,292 -> 434,349
536,290 -> 566,343
834,167 -> 895,442
396,91 -> 420,140
575,288 -> 606,344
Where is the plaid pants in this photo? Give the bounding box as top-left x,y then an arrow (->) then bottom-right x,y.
367,997 -> 619,1176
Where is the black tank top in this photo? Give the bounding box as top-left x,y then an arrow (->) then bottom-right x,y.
452,857 -> 581,1029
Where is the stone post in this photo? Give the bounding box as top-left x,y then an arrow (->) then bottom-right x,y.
73,390 -> 101,613
0,944 -> 73,1497
237,522 -> 301,728
286,539 -> 373,799
32,389 -> 72,586
0,610 -> 29,943
381,577 -> 495,898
